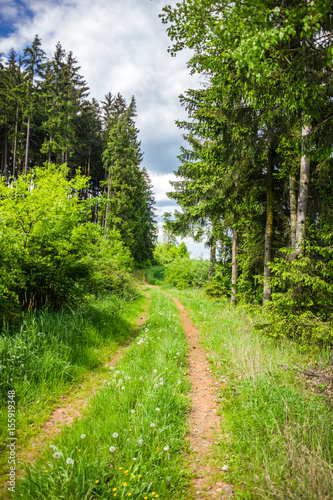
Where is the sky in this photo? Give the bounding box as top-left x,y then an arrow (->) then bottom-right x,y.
0,0 -> 210,258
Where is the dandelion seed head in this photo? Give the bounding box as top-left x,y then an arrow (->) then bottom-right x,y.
164,445 -> 169,451
81,434 -> 86,439
109,446 -> 116,452
153,369 -> 157,373
66,458 -> 74,465
53,452 -> 61,459
113,433 -> 119,438
138,439 -> 143,445
156,407 -> 160,411
131,409 -> 135,414
150,423 -> 155,428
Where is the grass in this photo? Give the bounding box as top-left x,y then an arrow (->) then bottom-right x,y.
168,288 -> 333,500
12,287 -> 191,499
0,292 -> 147,482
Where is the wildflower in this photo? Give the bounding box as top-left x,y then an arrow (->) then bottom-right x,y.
53,452 -> 61,459
121,386 -> 125,390
113,488 -> 117,492
154,384 -> 158,388
50,445 -> 56,451
116,370 -> 120,374
155,496 -> 159,498
176,352 -> 180,355
140,377 -> 143,380
160,382 -> 164,386
78,449 -> 81,452
164,445 -> 169,451
128,494 -> 132,497
150,423 -> 155,428
152,493 -> 155,495
131,475 -> 135,479
66,458 -> 74,465
81,434 -> 86,439
119,379 -> 123,384
131,409 -> 135,414
138,475 -> 142,478
138,403 -> 142,406
124,470 -> 129,473
113,433 -> 119,438
44,470 -> 48,473
123,482 -> 128,487
177,380 -> 181,384
153,369 -> 157,373
119,467 -> 123,470
95,480 -> 99,484
138,439 -> 143,445
109,366 -> 115,370
133,458 -> 137,461
129,429 -> 132,432
109,446 -> 116,452
156,407 -> 160,411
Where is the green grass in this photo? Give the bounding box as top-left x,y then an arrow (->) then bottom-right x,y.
169,288 -> 333,500
13,288 -> 191,499
0,292 -> 147,479
145,266 -> 166,285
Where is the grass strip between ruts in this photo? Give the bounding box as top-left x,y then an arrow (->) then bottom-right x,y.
14,287 -> 191,500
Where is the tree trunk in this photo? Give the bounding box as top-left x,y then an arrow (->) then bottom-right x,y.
48,134 -> 53,167
295,124 -> 311,257
231,212 -> 238,305
105,167 -> 111,231
24,114 -> 30,176
289,175 -> 297,251
13,103 -> 19,178
263,138 -> 274,304
209,220 -> 216,279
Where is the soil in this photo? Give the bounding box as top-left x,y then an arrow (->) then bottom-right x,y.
142,273 -> 233,499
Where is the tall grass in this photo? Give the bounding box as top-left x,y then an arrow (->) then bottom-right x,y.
14,288 -> 191,499
0,293 -> 146,458
171,289 -> 333,500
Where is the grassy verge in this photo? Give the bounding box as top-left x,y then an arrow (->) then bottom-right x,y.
13,287 -> 191,499
0,292 -> 147,482
168,288 -> 333,500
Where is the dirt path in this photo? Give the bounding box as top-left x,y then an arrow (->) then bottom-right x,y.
142,273 -> 233,499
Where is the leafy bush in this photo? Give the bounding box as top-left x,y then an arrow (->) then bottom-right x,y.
258,231 -> 333,351
153,242 -> 189,264
0,164 -> 134,318
164,257 -> 210,289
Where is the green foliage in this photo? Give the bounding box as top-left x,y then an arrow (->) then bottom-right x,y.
258,231 -> 333,350
153,242 -> 189,264
165,258 -> 210,289
0,164 -> 134,318
204,264 -> 231,297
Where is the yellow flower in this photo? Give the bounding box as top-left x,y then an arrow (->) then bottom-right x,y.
128,494 -> 132,497
155,496 -> 159,498
129,429 -> 132,431
44,470 -> 48,473
78,449 -> 81,452
151,493 -> 155,496
124,470 -> 129,474
123,482 -> 128,487
131,475 -> 135,479
113,488 -> 117,492
95,480 -> 99,484
144,497 -> 148,499
138,475 -> 142,478
119,467 -> 123,470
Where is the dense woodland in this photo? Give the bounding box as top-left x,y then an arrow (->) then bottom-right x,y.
0,36 -> 157,318
161,0 -> 333,353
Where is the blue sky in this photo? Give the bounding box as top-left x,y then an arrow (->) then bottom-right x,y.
0,0 -> 209,258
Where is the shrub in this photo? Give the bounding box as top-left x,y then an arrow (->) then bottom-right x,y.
164,258 -> 210,289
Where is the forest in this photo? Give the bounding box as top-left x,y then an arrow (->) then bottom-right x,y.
1,1 -> 333,499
